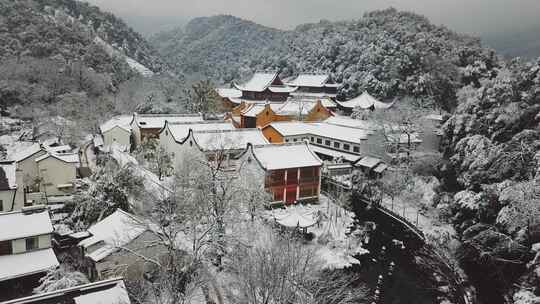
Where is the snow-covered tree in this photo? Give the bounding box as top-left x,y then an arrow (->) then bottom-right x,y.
33,266 -> 89,294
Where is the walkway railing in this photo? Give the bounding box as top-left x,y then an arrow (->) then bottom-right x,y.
322,175 -> 425,242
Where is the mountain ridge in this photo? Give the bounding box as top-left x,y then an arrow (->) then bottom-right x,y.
150,10 -> 496,110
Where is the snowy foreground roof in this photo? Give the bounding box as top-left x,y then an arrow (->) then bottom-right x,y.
337,92 -> 394,110
100,115 -> 133,133
0,248 -> 59,282
163,121 -> 236,143
0,161 -> 17,190
133,113 -> 203,129
3,278 -> 130,304
0,209 -> 54,242
79,209 -> 146,262
192,129 -> 269,151
249,142 -> 323,171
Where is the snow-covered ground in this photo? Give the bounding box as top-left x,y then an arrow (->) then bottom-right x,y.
261,196 -> 368,269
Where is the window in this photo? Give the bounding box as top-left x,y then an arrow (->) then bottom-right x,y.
0,241 -> 11,256
265,170 -> 285,187
316,138 -> 322,144
293,139 -> 298,142
353,146 -> 360,153
334,142 -> 340,149
285,139 -> 289,143
0,200 -> 3,212
26,237 -> 39,251
325,140 -> 331,146
286,169 -> 298,185
299,185 -> 318,198
343,144 -> 350,151
300,167 -> 319,183
310,137 -> 314,142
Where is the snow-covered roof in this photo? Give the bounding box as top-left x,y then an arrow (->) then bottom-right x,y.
309,145 -> 362,163
356,156 -> 382,169
268,86 -> 297,93
36,153 -> 80,164
3,278 -> 130,304
250,142 -> 323,171
275,99 -> 319,116
234,72 -> 279,92
0,248 -> 59,282
286,74 -> 330,88
164,121 -> 235,143
78,209 -> 146,262
216,88 -> 242,98
387,133 -> 423,144
0,161 -> 17,190
74,281 -> 130,304
373,163 -> 389,173
193,129 -> 269,152
274,206 -> 317,228
45,145 -> 72,154
0,209 -> 54,242
337,92 -> 394,110
133,113 -> 203,129
267,122 -> 369,143
100,115 -> 133,133
240,103 -> 283,117
12,143 -> 44,162
324,116 -> 377,131
290,92 -> 338,99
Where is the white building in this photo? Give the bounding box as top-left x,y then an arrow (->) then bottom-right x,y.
0,207 -> 59,283
35,153 -> 80,197
99,115 -> 133,151
130,113 -> 204,147
0,161 -> 17,213
263,121 -> 385,163
185,128 -> 269,167
78,209 -> 157,280
159,121 -> 235,165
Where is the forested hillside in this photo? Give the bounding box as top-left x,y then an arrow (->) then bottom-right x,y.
0,0 -> 186,145
151,9 -> 497,110
439,58 -> 540,304
151,15 -> 283,83
0,0 -> 167,109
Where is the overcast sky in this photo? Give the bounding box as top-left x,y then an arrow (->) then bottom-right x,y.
85,0 -> 540,37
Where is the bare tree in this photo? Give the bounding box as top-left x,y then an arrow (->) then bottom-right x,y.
368,101 -> 429,162
225,232 -> 371,304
